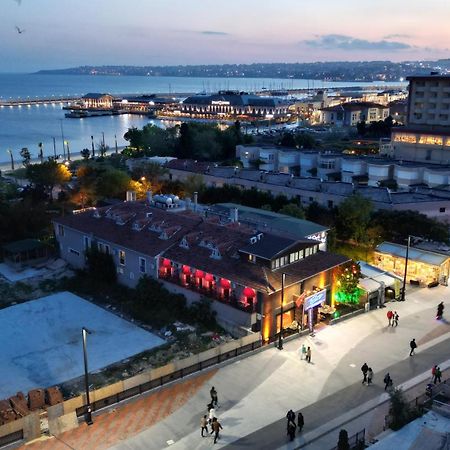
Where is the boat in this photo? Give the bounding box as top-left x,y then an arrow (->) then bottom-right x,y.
65,110 -> 88,118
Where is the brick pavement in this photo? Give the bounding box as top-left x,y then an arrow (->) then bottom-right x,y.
21,369 -> 217,450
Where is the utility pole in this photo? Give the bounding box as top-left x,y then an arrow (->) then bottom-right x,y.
52,137 -> 57,158
7,149 -> 14,171
59,119 -> 66,160
278,273 -> 286,350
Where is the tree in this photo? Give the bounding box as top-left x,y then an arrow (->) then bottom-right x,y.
177,122 -> 193,159
26,160 -> 71,201
279,203 -> 305,219
389,388 -> 411,430
20,147 -> 31,167
295,133 -> 316,149
356,120 -> 367,136
95,167 -> 131,199
279,132 -> 297,148
85,245 -> 117,283
183,174 -> 205,197
335,194 -> 372,242
337,429 -> 350,450
334,261 -> 362,304
80,148 -> 91,160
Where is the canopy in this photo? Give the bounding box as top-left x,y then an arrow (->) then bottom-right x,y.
358,278 -> 381,294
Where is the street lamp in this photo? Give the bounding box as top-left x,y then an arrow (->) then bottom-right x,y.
59,119 -> 66,160
114,134 -> 118,154
278,272 -> 286,350
7,149 -> 14,171
65,141 -> 71,161
91,135 -> 95,158
400,235 -> 422,301
81,327 -> 93,425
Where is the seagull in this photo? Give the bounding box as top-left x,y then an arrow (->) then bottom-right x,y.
15,26 -> 25,34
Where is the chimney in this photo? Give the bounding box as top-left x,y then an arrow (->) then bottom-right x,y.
193,192 -> 198,210
126,190 -> 136,202
146,190 -> 153,204
230,207 -> 239,222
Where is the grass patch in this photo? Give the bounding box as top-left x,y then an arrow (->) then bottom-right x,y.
334,241 -> 374,263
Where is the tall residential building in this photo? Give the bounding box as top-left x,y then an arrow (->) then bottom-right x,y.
392,74 -> 450,164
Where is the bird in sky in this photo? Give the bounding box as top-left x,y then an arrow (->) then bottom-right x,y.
15,26 -> 25,34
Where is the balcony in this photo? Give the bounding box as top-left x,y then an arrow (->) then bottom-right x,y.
159,272 -> 256,314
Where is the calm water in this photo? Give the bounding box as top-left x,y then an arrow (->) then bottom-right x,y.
0,73 -> 406,164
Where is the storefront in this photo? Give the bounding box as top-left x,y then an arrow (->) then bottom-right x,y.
374,242 -> 450,287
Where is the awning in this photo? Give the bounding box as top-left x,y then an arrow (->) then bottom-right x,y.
372,274 -> 399,288
359,278 -> 381,294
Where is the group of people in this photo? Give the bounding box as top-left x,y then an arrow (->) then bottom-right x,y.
201,386 -> 223,444
386,310 -> 399,327
360,363 -> 374,385
300,344 -> 312,363
286,409 -> 304,441
431,365 -> 443,384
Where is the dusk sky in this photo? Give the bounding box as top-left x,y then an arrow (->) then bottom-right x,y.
2,0 -> 450,72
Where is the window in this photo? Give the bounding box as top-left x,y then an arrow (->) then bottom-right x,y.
305,247 -> 311,257
69,248 -> 80,256
57,224 -> 64,236
139,257 -> 146,274
248,254 -> 256,263
440,207 -> 446,213
119,250 -> 126,265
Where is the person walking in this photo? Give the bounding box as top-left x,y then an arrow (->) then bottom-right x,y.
367,368 -> 374,386
361,362 -> 369,384
286,409 -> 296,434
409,338 -> 417,356
431,365 -> 437,382
437,302 -> 444,320
287,420 -> 297,441
200,415 -> 208,437
306,346 -> 312,363
210,417 -> 223,444
434,367 -> 442,384
301,344 -> 307,360
384,373 -> 392,391
297,412 -> 304,433
208,406 -> 216,424
393,311 -> 399,327
210,386 -> 218,407
387,310 -> 393,326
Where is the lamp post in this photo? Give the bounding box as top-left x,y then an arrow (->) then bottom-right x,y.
400,235 -> 422,302
81,327 -> 93,425
7,149 -> 14,171
52,137 -> 57,159
278,272 -> 286,350
91,135 -> 95,158
65,141 -> 71,162
59,119 -> 66,160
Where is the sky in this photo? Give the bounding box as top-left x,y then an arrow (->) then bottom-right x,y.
1,0 -> 450,72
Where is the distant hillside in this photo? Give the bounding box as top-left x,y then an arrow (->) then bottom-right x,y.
35,60 -> 450,82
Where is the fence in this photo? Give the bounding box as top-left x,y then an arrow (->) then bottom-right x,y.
0,333 -> 261,447
329,428 -> 365,450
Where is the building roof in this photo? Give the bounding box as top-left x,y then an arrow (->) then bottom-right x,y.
240,235 -> 312,260
82,93 -> 114,99
183,91 -> 286,108
2,239 -> 46,254
407,74 -> 450,81
375,242 -> 449,266
212,203 -> 328,238
321,101 -> 388,112
164,159 -> 212,173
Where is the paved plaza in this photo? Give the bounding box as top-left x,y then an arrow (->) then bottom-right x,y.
18,285 -> 450,449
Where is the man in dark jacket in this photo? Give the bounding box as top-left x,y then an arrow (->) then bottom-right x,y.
297,412 -> 304,432
210,417 -> 223,444
286,409 -> 296,434
409,338 -> 417,356
361,363 -> 369,384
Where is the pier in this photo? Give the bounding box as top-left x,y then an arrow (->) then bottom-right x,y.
0,96 -> 80,107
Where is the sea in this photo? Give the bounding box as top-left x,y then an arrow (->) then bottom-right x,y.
0,73 -> 406,165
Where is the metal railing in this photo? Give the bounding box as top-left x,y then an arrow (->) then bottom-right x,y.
0,429 -> 23,448
74,338 -> 261,417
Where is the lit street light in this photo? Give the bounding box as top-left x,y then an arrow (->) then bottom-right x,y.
81,327 -> 93,425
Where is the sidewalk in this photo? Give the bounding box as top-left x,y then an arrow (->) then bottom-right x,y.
110,285 -> 450,450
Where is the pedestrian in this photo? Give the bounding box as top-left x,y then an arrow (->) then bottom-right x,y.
210,386 -> 218,407
200,415 -> 208,437
361,362 -> 369,384
431,365 -> 437,382
434,367 -> 442,384
301,344 -> 306,360
287,420 -> 297,441
387,310 -> 393,326
367,368 -> 374,386
409,338 -> 417,356
297,412 -> 304,432
286,409 -> 296,434
437,302 -> 444,320
384,373 -> 392,391
306,346 -> 312,363
210,417 -> 223,444
393,311 -> 399,327
209,406 -> 216,424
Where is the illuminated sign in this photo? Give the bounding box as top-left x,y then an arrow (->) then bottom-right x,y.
307,232 -> 327,244
211,101 -> 230,106
304,289 -> 327,311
